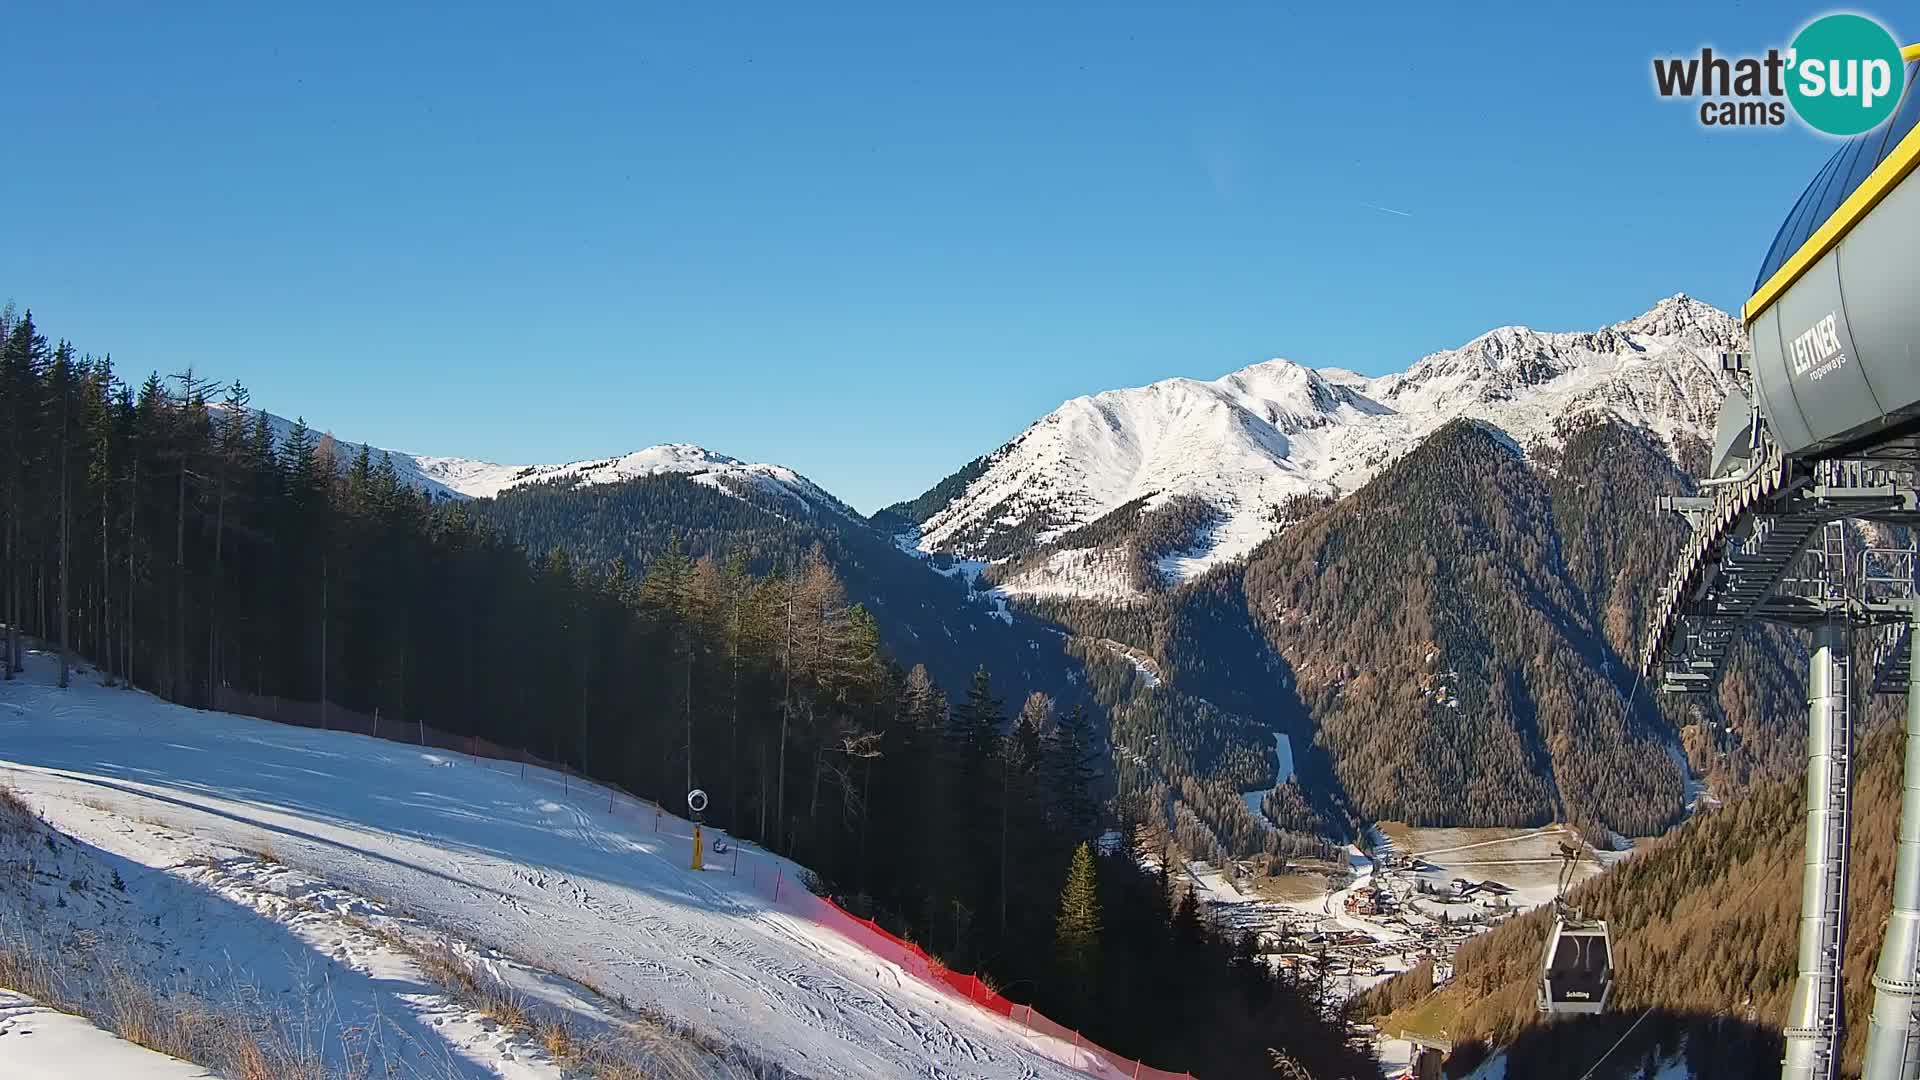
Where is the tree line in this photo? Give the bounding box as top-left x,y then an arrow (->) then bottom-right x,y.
468,466 -> 1090,715
0,306 -> 1375,1077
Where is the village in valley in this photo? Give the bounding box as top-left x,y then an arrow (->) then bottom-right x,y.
1169,823 -> 1613,1042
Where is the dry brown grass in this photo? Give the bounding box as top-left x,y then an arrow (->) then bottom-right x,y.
536,1013 -> 576,1059
0,923 -> 62,1000
0,813 -> 440,1079
0,926 -> 355,1079
404,940 -> 540,1050
380,926 -> 761,1078
0,782 -> 34,838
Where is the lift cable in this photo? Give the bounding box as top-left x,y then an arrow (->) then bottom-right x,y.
1557,658 -> 1656,1074
1574,1007 -> 1656,1080
1563,655 -> 1647,901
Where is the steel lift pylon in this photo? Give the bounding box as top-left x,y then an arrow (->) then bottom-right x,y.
1864,596 -> 1920,1078
1645,418 -> 1920,1080
1644,49 -> 1920,1075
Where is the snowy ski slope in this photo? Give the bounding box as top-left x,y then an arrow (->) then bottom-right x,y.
0,654 -> 1098,1079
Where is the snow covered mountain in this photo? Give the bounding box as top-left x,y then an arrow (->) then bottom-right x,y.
899,294 -> 1741,599
237,409 -> 853,518
258,293 -> 1738,608
410,443 -> 857,516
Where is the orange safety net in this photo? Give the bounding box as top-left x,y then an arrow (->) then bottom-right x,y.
828,903 -> 1018,1017
820,898 -> 1193,1079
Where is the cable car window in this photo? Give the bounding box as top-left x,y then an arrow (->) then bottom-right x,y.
1754,192 -> 1813,287
1836,110 -> 1900,202
1819,64 -> 1920,221
1550,934 -> 1608,977
1885,61 -> 1920,162
1756,150 -> 1845,290
1809,138 -> 1870,237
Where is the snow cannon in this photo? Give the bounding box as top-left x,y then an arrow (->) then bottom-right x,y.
688,789 -> 708,871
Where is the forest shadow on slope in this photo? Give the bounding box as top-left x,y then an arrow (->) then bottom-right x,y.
1444,1009 -> 1780,1079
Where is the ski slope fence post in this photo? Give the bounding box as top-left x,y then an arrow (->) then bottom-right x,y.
775,868 -> 783,901
732,846 -> 739,875
372,706 -> 379,740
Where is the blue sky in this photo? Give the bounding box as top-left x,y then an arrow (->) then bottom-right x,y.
1,2 -> 1895,511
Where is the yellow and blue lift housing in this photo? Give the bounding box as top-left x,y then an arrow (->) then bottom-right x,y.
1638,43 -> 1920,1080
1745,45 -> 1920,459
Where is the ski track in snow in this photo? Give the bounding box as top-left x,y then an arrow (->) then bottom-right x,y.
0,656 -> 1092,1080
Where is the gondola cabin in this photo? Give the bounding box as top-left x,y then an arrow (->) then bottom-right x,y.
1537,915 -> 1613,1016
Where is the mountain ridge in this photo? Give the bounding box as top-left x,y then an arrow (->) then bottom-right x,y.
895,294 -> 1741,601
228,407 -> 854,519
269,293 -> 1739,603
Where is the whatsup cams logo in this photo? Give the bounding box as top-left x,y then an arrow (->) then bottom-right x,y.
1653,12 -> 1906,134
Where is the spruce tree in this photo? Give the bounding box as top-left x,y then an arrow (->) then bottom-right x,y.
1,312 -> 49,677
951,666 -> 1003,762
1054,841 -> 1102,1010
1173,883 -> 1204,949
941,665 -> 1003,946
1046,703 -> 1102,841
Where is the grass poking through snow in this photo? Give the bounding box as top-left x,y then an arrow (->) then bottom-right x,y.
374,927 -> 768,1078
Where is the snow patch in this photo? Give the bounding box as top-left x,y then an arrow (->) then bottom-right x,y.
996,547 -> 1147,603
1239,734 -> 1295,830
894,530 -> 1017,624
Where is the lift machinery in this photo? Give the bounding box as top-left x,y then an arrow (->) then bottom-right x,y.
1642,44 -> 1920,1080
